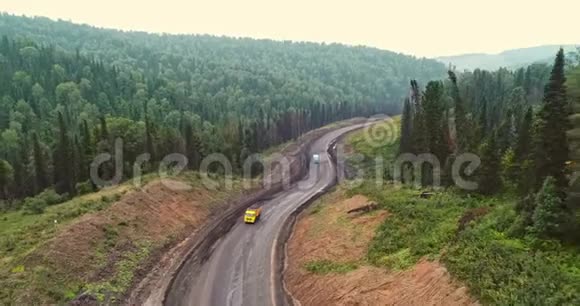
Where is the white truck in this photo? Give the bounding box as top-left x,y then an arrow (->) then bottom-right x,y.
312,154 -> 320,164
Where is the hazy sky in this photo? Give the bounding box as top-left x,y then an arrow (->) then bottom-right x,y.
2,0 -> 578,57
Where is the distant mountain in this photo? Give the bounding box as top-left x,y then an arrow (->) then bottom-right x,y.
436,45 -> 578,71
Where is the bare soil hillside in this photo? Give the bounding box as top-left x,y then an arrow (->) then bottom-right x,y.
285,188 -> 478,306
11,177 -> 245,304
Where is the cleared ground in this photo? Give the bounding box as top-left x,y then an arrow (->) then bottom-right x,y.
285,187 -> 477,306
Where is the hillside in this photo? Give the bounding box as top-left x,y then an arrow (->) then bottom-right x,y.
0,13 -> 446,205
437,45 -> 578,70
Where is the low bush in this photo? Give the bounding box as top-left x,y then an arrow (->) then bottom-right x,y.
22,197 -> 47,215
75,181 -> 94,195
36,189 -> 67,206
0,234 -> 16,252
304,260 -> 358,274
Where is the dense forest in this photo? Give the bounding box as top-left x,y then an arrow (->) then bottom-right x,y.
0,14 -> 446,210
399,48 -> 580,241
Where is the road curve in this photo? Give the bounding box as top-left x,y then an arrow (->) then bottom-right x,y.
165,124 -> 367,306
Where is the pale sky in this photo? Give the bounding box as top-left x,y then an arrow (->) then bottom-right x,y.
1,0 -> 579,57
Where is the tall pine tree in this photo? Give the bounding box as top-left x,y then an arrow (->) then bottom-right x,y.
32,132 -> 48,192
536,49 -> 570,190
423,81 -> 449,163
449,70 -> 469,153
478,133 -> 502,195
399,98 -> 413,154
54,112 -> 74,195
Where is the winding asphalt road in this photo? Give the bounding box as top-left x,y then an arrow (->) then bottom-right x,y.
165,124 -> 368,306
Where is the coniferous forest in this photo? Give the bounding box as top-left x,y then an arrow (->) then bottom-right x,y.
0,14 -> 445,208
398,48 -> 580,241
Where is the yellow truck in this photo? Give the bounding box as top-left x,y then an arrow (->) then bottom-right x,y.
244,207 -> 262,224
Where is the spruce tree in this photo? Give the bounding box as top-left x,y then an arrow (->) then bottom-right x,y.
32,132 -> 48,192
184,123 -> 202,170
398,98 -> 413,154
73,135 -> 82,183
516,108 -> 535,194
145,115 -> 155,161
478,133 -> 502,195
478,97 -> 488,139
0,159 -> 14,200
536,49 -> 570,190
81,120 -> 94,181
568,88 -> 580,202
515,107 -> 533,161
99,116 -> 109,141
449,70 -> 468,153
54,112 -> 74,195
531,176 -> 568,237
409,80 -> 428,155
423,81 -> 449,163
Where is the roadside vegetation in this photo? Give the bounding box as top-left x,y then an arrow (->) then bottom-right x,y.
344,118 -> 400,179
343,49 -> 580,304
349,182 -> 580,305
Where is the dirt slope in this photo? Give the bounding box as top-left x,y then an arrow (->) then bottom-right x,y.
285,188 -> 477,306
13,177 -> 244,304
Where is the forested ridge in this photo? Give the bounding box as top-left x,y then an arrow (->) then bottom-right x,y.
0,14 -> 445,209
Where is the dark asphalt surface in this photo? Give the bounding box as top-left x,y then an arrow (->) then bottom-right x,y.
165,124 -> 367,306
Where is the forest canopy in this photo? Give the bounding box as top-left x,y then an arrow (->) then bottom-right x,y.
0,14 -> 446,206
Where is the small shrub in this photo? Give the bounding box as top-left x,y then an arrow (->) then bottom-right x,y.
102,225 -> 118,248
376,248 -> 414,270
457,207 -> 490,233
37,189 -> 66,206
304,260 -> 358,274
10,265 -> 25,273
1,235 -> 16,252
507,215 -> 528,237
22,197 -> 47,215
308,203 -> 322,215
530,177 -> 568,237
75,181 -> 93,195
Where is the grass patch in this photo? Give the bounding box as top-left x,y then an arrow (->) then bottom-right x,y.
345,118 -> 400,179
84,241 -> 153,303
350,183 -> 479,270
304,260 -> 358,274
0,192 -> 121,265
